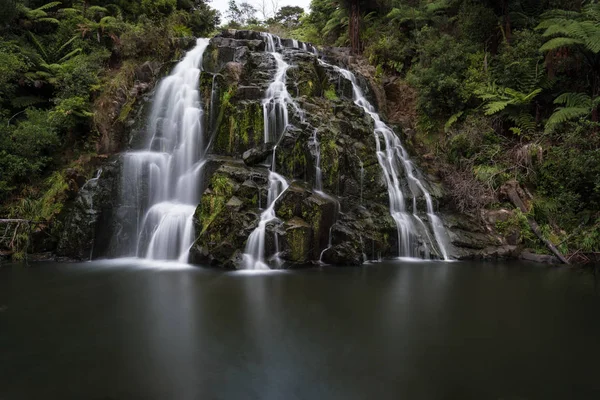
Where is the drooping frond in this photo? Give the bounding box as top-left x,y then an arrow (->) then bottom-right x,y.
545,107 -> 590,132
554,92 -> 591,108
539,37 -> 585,52
56,35 -> 77,54
425,0 -> 449,14
483,100 -> 511,115
444,111 -> 463,132
57,48 -> 82,64
35,2 -> 62,11
27,31 -> 48,62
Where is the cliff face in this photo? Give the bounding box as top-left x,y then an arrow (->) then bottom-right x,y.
56,30 -> 512,267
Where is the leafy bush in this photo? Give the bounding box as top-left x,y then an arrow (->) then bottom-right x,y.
408,29 -> 475,118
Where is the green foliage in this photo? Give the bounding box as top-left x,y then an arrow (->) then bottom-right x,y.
545,92 -> 600,132
0,109 -> 60,198
0,40 -> 29,101
0,0 -> 218,205
141,0 -> 177,18
408,30 -> 475,117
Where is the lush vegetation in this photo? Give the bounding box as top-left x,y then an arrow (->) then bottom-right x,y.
0,0 -> 218,222
289,0 -> 599,259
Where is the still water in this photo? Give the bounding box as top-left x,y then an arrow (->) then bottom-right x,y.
1,260 -> 599,399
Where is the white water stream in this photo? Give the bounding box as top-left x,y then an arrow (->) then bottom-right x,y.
119,38 -> 210,262
325,62 -> 451,260
243,34 -> 297,269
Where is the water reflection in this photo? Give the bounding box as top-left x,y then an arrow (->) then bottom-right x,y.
0,260 -> 599,399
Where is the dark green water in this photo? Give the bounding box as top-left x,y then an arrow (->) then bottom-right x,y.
0,259 -> 599,399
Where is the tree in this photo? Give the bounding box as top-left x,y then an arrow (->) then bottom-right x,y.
24,32 -> 82,87
227,0 -> 257,26
239,1 -> 257,25
271,5 -> 303,28
345,0 -> 360,54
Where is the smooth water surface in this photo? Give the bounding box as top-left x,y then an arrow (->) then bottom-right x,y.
1,260 -> 599,399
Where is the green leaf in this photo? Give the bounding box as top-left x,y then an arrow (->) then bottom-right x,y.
444,111 -> 463,132
545,107 -> 590,132
539,37 -> 585,52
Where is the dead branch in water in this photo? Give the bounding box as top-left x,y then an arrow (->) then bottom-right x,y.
500,180 -> 569,264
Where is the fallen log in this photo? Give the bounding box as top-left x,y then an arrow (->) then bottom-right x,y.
501,180 -> 569,265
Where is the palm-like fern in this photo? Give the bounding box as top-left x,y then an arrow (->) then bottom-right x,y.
24,32 -> 82,86
17,1 -> 62,28
322,7 -> 348,43
537,5 -> 600,53
537,4 -> 600,129
476,83 -> 541,134
545,92 -> 600,132
386,0 -> 449,28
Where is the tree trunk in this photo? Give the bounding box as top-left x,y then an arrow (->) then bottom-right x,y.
503,0 -> 511,44
501,181 -> 569,264
350,0 -> 360,55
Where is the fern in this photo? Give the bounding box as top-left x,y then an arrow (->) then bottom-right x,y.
545,107 -> 589,132
35,1 -> 62,11
444,111 -> 463,132
27,31 -> 48,62
57,48 -> 82,63
539,37 -> 585,52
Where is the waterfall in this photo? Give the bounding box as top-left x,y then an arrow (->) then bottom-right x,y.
326,62 -> 451,260
243,34 -> 297,269
117,38 -> 210,262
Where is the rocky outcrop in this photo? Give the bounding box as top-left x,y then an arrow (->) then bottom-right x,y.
56,30 -> 519,267
189,30 -> 456,268
56,159 -> 120,260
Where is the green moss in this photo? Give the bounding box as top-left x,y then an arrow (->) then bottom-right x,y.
118,98 -> 136,122
321,137 -> 339,188
324,88 -> 338,101
287,224 -> 311,262
199,173 -> 234,235
285,140 -> 307,177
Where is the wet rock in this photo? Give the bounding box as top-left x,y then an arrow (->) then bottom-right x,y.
243,146 -> 272,166
520,251 -> 559,264
237,85 -> 263,100
56,160 -> 120,260
134,61 -> 161,83
282,217 -> 313,264
190,160 -> 267,268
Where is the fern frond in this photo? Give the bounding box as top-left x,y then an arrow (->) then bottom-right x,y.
545,107 -> 590,132
37,17 -> 60,24
35,1 -> 62,11
87,6 -> 108,14
484,101 -> 511,115
57,48 -> 82,63
56,35 -> 77,54
444,111 -> 463,132
553,92 -> 591,108
539,37 -> 585,52
27,31 -> 48,62
521,88 -> 543,103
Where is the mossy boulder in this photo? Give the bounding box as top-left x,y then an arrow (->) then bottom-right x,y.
190,159 -> 268,268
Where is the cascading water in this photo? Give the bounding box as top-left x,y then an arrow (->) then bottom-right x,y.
325,62 -> 451,260
243,34 -> 298,269
311,128 -> 340,263
117,38 -> 210,262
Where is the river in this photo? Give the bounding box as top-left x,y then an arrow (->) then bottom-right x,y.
1,260 -> 599,399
